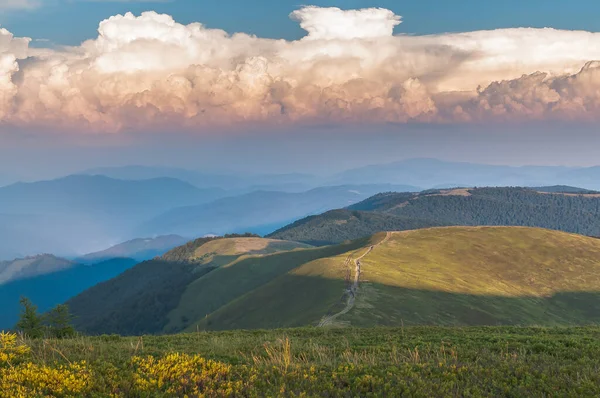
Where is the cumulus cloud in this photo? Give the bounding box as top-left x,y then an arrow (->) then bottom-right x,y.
3,7 -> 600,131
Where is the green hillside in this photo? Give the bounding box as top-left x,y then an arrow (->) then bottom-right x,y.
269,187 -> 600,244
69,226 -> 600,335
194,227 -> 600,331
268,209 -> 442,245
67,235 -> 314,335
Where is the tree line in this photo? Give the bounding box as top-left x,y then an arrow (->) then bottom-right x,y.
14,297 -> 75,339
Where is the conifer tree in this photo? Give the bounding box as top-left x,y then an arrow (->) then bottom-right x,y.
15,297 -> 44,339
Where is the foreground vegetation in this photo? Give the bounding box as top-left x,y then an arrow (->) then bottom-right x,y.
2,326 -> 600,396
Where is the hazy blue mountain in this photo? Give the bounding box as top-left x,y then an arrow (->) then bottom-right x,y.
0,254 -> 75,285
76,235 -> 188,264
81,165 -> 320,192
0,175 -> 225,259
140,184 -> 420,237
331,158 -> 600,190
0,258 -> 137,331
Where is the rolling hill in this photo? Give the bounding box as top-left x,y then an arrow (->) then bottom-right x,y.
67,227 -> 600,335
269,187 -> 600,244
192,227 -> 600,330
66,235 -> 316,335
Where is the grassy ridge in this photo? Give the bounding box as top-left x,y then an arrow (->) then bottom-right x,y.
195,227 -> 600,330
165,237 -> 375,332
8,327 -> 600,396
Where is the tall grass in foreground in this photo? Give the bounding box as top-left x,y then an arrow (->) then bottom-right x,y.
2,326 -> 600,396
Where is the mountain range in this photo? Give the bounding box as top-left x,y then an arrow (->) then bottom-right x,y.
140,184 -> 419,237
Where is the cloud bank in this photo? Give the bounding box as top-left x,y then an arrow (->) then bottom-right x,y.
3,6 -> 600,131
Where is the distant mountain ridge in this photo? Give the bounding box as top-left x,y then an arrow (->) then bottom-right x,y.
0,175 -> 225,260
140,184 -> 420,238
330,158 -> 600,191
77,235 -> 188,264
0,254 -> 75,285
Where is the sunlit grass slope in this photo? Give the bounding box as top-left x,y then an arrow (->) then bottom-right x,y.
194,227 -> 600,330
164,236 -> 374,333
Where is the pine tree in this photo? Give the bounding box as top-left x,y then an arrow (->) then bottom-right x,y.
45,304 -> 76,339
15,297 -> 44,339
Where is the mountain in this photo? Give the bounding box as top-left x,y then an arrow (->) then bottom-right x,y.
0,175 -> 225,259
67,235 -> 314,335
0,258 -> 137,330
66,227 -> 600,334
140,184 -> 420,238
269,187 -> 600,244
81,165 -> 320,192
331,158 -> 600,190
77,235 -> 188,264
0,254 -> 75,285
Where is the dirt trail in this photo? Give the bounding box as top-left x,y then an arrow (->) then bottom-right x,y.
318,232 -> 391,327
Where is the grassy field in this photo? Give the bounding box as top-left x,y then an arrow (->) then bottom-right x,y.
3,326 -> 600,396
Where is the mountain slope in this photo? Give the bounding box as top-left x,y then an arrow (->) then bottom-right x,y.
67,227 -> 600,335
268,209 -> 443,245
77,235 -> 188,264
193,227 -> 600,330
270,187 -> 600,244
0,258 -> 137,330
67,235 -> 315,335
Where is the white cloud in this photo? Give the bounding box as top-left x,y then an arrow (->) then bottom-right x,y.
3,7 -> 600,131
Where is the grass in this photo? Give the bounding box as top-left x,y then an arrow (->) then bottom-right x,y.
193,227 -> 600,330
7,326 -> 600,396
164,237 -> 375,333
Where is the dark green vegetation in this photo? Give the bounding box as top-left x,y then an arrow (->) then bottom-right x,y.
19,326 -> 600,396
0,258 -> 137,330
68,227 -> 600,335
533,185 -> 600,194
269,209 -> 442,245
270,187 -> 600,244
15,298 -> 76,339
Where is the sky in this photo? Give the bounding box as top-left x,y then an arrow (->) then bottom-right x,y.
1,0 -> 600,178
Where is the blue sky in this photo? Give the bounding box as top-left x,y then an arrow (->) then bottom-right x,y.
2,0 -> 598,45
